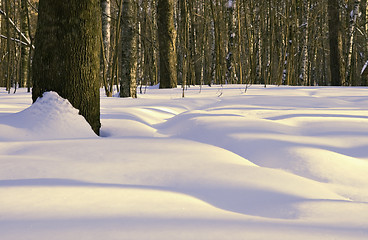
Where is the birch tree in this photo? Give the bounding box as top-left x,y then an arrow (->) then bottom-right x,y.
345,0 -> 361,85
101,0 -> 111,64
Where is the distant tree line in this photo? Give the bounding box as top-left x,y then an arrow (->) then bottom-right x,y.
1,0 -> 368,96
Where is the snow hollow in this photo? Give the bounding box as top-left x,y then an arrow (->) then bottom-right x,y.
1,85 -> 368,240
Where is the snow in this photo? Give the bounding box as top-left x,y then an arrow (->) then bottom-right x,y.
226,0 -> 234,8
0,91 -> 96,141
1,85 -> 368,239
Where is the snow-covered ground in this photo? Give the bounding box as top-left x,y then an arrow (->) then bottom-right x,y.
1,85 -> 368,240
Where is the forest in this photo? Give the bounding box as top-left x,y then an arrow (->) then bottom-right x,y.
1,0 -> 368,95
1,1 -> 368,237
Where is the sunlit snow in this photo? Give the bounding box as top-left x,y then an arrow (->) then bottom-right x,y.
1,85 -> 368,240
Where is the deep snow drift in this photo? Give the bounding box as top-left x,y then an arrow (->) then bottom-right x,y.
0,85 -> 368,240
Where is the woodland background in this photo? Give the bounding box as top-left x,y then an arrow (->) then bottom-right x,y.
1,0 -> 368,95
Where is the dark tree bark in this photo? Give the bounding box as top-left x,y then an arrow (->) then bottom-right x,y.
157,0 -> 177,88
120,0 -> 137,98
226,1 -> 236,84
32,0 -> 101,135
328,0 -> 344,86
20,0 -> 29,88
4,0 -> 11,92
179,0 -> 188,96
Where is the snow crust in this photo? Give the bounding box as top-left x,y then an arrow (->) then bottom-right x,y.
1,85 -> 368,239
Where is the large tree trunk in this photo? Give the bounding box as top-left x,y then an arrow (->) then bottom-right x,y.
32,0 -> 101,135
328,0 -> 344,86
157,0 -> 177,88
120,0 -> 137,98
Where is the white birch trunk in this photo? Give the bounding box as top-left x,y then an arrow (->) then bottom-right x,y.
101,0 -> 111,63
345,0 -> 361,85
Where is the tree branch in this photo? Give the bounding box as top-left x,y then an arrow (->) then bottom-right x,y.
0,8 -> 34,49
0,34 -> 29,46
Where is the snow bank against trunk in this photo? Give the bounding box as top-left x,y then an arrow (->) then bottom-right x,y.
0,91 -> 97,141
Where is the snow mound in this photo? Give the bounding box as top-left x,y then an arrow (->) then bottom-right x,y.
0,92 -> 97,141
28,91 -> 79,115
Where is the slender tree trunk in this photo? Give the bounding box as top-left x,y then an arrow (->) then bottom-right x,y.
236,0 -> 243,84
26,0 -> 34,92
256,2 -> 263,84
5,0 -> 11,92
32,0 -> 101,135
278,2 -> 289,85
108,0 -> 124,94
157,0 -> 177,88
202,0 -> 212,86
366,0 -> 368,57
141,0 -> 156,88
101,0 -> 111,65
120,0 -> 137,98
244,0 -> 255,84
226,0 -> 235,84
210,0 -> 222,85
0,1 -> 3,87
179,0 -> 188,96
20,0 -> 29,88
267,0 -> 277,86
328,0 -> 343,86
345,0 -> 361,85
101,0 -> 111,96
363,0 -> 368,85
301,0 -> 310,85
189,0 -> 200,85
